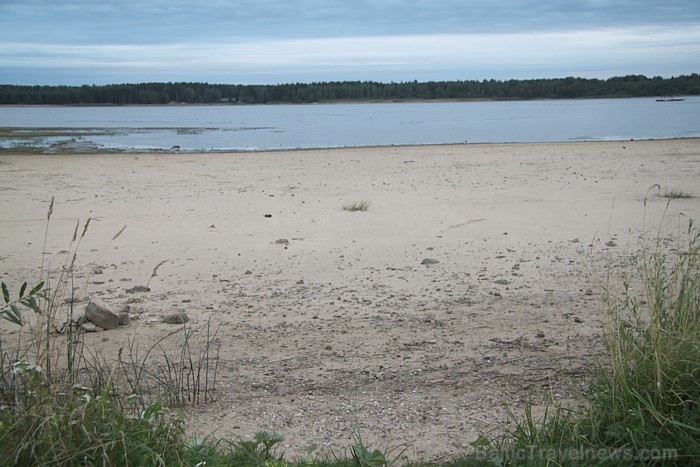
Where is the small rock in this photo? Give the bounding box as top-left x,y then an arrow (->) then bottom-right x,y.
512,263 -> 520,270
118,312 -> 130,326
274,238 -> 289,245
244,270 -> 252,275
606,240 -> 617,247
296,279 -> 305,285
163,311 -> 189,325
93,268 -> 104,275
536,330 -> 545,338
421,258 -> 440,265
494,279 -> 509,285
126,285 -> 150,294
59,314 -> 87,334
573,316 -> 583,323
72,314 -> 88,326
264,214 -> 272,218
85,302 -> 120,330
82,323 -> 101,332
585,288 -> 593,296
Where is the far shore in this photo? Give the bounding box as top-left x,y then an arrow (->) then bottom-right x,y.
0,94 -> 690,108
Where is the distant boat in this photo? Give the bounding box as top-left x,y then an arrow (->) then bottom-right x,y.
656,97 -> 684,102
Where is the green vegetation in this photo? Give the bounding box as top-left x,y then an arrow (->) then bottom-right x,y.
342,200 -> 371,212
1,280 -> 44,326
1,74 -> 698,105
662,189 -> 694,199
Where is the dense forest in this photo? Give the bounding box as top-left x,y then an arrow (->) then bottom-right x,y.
1,74 -> 698,105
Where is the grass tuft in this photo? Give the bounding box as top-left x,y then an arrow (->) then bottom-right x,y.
661,189 -> 694,199
342,200 -> 371,212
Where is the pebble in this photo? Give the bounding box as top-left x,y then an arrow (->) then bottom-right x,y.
163,311 -> 190,324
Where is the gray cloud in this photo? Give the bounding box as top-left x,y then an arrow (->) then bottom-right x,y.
4,0 -> 700,43
1,0 -> 699,84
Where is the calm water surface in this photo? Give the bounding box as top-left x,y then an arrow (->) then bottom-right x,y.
1,97 -> 699,151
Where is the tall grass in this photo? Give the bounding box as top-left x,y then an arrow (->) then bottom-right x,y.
0,201 -> 222,465
461,218 -> 699,466
594,220 -> 700,462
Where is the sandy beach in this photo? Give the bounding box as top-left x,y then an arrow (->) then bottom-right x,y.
1,139 -> 699,461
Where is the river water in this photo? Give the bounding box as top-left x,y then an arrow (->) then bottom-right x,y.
1,97 -> 699,151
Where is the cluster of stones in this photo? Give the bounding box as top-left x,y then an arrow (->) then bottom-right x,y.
64,285 -> 189,333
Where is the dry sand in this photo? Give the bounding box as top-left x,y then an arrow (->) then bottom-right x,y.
1,139 -> 699,462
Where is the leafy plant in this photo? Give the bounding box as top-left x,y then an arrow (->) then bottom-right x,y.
351,444 -> 387,467
0,281 -> 44,326
349,431 -> 409,467
232,431 -> 287,465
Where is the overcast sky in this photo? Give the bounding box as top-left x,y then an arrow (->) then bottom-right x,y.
1,0 -> 699,85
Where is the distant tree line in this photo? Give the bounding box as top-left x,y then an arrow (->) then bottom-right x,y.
1,74 -> 698,105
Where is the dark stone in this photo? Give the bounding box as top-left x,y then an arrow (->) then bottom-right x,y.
85,302 -> 120,330
163,311 -> 189,325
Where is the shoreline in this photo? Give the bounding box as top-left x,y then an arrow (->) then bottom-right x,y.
2,136 -> 699,157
